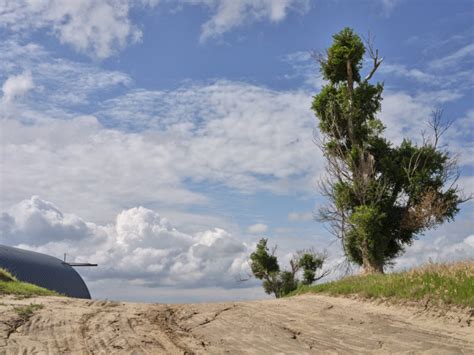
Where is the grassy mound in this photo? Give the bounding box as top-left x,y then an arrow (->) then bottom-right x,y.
290,261 -> 474,307
0,268 -> 58,297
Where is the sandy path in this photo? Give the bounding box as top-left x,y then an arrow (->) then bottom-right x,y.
0,294 -> 472,354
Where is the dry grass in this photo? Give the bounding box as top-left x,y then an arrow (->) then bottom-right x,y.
0,268 -> 16,282
14,304 -> 44,321
290,261 -> 474,307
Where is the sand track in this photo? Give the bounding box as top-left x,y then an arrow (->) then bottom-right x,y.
0,294 -> 472,354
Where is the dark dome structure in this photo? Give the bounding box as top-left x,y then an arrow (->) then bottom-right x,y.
0,244 -> 91,299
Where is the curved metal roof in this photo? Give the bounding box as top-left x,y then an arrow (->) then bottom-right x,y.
0,244 -> 91,299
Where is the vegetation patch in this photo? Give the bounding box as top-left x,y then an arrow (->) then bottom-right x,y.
289,261 -> 474,308
14,304 -> 44,321
0,267 -> 58,297
249,239 -> 328,298
0,268 -> 16,282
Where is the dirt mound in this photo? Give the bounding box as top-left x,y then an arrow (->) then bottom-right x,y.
1,294 -> 472,354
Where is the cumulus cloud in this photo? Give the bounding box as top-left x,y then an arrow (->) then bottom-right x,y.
1,71 -> 35,103
247,223 -> 268,234
1,196 -> 92,245
0,196 -> 250,288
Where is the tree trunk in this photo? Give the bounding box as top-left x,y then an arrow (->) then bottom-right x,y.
362,258 -> 384,274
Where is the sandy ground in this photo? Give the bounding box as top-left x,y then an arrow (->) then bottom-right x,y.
0,294 -> 472,354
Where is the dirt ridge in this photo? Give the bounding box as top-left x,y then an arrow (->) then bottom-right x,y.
0,294 -> 472,354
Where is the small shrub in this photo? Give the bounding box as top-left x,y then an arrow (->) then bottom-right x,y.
249,238 -> 328,298
14,304 -> 44,321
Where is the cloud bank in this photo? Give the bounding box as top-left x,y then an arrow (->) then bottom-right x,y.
0,196 -> 251,289
1,78 -> 321,222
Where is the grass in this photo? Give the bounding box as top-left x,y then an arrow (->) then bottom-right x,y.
14,304 -> 44,321
289,261 -> 474,308
0,268 -> 58,297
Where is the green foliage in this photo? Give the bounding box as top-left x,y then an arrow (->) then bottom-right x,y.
312,28 -> 462,273
250,239 -> 280,279
279,271 -> 298,296
249,239 -> 327,298
347,206 -> 386,269
289,261 -> 474,308
0,267 -> 58,297
320,27 -> 365,83
298,253 -> 325,285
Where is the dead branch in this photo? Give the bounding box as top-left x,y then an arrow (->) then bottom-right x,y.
363,32 -> 383,82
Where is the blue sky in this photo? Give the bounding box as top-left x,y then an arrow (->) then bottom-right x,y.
0,0 -> 473,303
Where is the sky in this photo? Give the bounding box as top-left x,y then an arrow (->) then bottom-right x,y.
0,0 -> 473,303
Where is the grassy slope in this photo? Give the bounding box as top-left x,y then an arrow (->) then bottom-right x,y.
0,268 -> 58,297
290,261 -> 474,307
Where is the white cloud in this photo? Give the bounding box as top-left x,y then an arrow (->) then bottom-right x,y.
1,196 -> 92,245
0,0 -> 148,59
0,41 -> 132,109
380,63 -> 437,84
0,115 -> 211,222
0,196 -> 251,289
288,211 -> 313,222
194,0 -> 310,42
0,0 -> 310,56
1,199 -> 472,300
280,51 -> 326,89
2,62 -> 470,227
379,0 -> 401,16
1,77 -> 323,220
98,81 -> 320,190
379,92 -> 473,177
1,71 -> 35,103
247,223 -> 268,234
394,234 -> 474,271
429,43 -> 474,70
378,89 -> 465,145
442,110 -> 474,171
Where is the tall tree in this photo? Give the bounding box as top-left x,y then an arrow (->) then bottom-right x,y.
312,28 -> 464,273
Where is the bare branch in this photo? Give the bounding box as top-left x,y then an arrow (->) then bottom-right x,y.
313,268 -> 331,282
363,32 -> 383,82
427,109 -> 454,149
235,272 -> 252,282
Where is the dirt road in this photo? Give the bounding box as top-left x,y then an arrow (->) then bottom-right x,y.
0,294 -> 472,354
